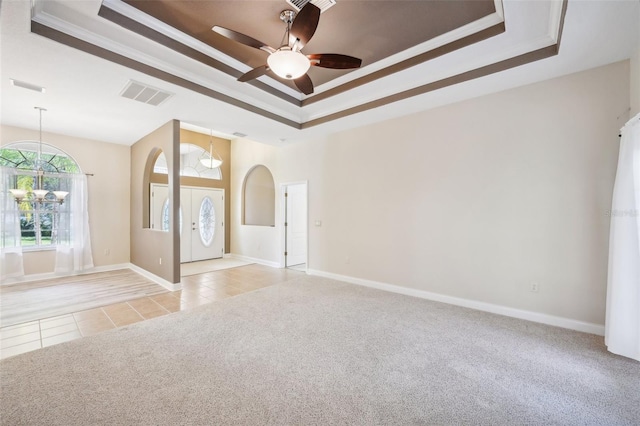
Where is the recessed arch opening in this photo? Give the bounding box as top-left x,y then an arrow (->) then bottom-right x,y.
242,165 -> 275,226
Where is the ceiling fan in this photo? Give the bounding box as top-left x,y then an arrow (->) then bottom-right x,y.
212,3 -> 362,95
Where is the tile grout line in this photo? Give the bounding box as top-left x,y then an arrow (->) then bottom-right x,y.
124,300 -> 147,322
38,319 -> 44,349
101,307 -> 118,329
148,297 -> 172,316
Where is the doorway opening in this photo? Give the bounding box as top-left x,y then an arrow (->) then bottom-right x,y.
281,182 -> 308,271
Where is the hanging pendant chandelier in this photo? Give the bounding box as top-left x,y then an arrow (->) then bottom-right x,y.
199,130 -> 223,169
9,107 -> 69,205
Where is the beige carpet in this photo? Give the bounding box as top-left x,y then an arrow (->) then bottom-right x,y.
1,275 -> 639,425
0,269 -> 167,327
180,257 -> 253,276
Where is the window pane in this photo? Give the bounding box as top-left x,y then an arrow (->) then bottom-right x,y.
19,211 -> 36,246
40,212 -> 54,246
0,142 -> 80,173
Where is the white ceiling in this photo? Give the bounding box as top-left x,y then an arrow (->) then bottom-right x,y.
1,0 -> 638,146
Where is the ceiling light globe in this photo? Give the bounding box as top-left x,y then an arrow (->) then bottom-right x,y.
9,189 -> 27,202
200,158 -> 222,169
53,191 -> 69,201
33,189 -> 49,200
267,48 -> 310,80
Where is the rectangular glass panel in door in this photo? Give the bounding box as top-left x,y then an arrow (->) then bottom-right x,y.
190,188 -> 224,262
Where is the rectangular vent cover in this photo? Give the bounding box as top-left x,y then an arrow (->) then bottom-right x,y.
285,0 -> 336,13
120,80 -> 173,106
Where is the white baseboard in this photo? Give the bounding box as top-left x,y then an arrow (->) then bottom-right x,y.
128,263 -> 181,291
307,269 -> 605,336
227,253 -> 280,268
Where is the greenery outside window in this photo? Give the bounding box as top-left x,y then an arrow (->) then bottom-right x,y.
0,142 -> 80,249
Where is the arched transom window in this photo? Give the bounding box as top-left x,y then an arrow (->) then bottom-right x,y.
153,143 -> 221,180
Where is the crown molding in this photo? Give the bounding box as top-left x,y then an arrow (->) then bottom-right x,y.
28,0 -> 567,131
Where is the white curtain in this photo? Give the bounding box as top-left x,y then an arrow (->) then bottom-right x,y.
0,166 -> 25,280
605,113 -> 640,362
54,173 -> 94,273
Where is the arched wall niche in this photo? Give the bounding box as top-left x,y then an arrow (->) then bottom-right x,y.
242,165 -> 275,226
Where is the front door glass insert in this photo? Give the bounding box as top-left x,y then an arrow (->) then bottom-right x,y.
199,196 -> 215,246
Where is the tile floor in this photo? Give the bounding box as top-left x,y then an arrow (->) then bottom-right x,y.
1,264 -> 302,360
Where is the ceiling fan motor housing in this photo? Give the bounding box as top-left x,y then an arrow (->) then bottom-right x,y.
280,10 -> 296,24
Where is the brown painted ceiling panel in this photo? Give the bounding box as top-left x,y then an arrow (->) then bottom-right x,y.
11,0 -> 618,143
122,0 -> 496,86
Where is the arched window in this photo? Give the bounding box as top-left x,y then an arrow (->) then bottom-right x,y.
153,143 -> 221,180
0,141 -> 81,249
242,165 -> 275,226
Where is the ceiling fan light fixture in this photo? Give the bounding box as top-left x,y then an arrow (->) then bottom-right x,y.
267,47 -> 310,80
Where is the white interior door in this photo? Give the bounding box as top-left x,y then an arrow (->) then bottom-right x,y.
190,188 -> 224,262
286,183 -> 307,267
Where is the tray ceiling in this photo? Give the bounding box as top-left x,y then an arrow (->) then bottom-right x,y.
117,0 -> 498,88
1,0 -> 637,145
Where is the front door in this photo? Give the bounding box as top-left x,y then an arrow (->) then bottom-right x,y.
189,188 -> 224,262
151,184 -> 224,263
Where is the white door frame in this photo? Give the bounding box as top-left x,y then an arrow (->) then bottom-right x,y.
279,181 -> 308,270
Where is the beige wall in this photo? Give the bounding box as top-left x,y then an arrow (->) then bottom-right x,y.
1,125 -> 130,275
130,120 -> 180,283
232,60 -> 629,326
630,12 -> 640,116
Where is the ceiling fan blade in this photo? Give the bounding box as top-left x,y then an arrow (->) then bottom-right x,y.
294,74 -> 314,95
307,54 -> 362,69
212,26 -> 275,53
290,3 -> 320,49
238,65 -> 269,82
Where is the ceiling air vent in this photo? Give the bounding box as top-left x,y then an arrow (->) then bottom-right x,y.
120,80 -> 173,106
285,0 -> 336,13
232,132 -> 247,138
